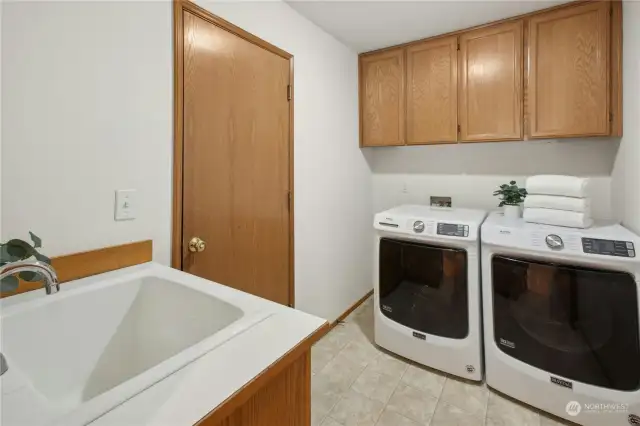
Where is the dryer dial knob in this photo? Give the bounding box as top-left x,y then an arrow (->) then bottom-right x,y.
546,234 -> 564,250
413,221 -> 425,233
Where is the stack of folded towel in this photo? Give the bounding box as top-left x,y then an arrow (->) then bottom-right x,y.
523,175 -> 592,228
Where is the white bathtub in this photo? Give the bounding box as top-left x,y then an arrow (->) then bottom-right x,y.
0,263 -> 288,426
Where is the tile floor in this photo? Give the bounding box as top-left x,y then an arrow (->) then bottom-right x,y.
311,296 -> 575,426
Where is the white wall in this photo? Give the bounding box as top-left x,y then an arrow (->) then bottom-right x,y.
2,1 -> 173,263
612,1 -> 640,234
370,138 -> 618,220
195,0 -> 373,322
2,0 -> 372,322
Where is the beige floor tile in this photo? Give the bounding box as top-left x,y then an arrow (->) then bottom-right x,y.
439,377 -> 489,417
367,351 -> 410,378
386,383 -> 438,424
346,322 -> 375,345
375,408 -> 421,426
540,413 -> 576,426
312,377 -> 342,415
312,341 -> 340,373
317,352 -> 367,393
351,366 -> 401,403
324,324 -> 358,350
329,389 -> 385,426
320,417 -> 344,426
312,408 -> 328,426
485,391 -> 540,426
339,340 -> 381,368
430,401 -> 485,426
400,364 -> 446,398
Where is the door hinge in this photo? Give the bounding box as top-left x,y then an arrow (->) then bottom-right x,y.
457,43 -> 460,51
287,191 -> 292,211
287,85 -> 292,101
610,112 -> 614,122
457,124 -> 461,133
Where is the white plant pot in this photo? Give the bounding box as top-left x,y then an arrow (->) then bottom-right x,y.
503,204 -> 521,220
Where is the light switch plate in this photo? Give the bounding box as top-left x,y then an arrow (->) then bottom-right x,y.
115,189 -> 136,221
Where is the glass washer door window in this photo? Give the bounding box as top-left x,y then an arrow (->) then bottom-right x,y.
379,238 -> 468,339
492,255 -> 640,391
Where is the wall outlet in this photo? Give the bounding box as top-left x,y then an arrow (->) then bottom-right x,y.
115,189 -> 136,221
430,196 -> 452,208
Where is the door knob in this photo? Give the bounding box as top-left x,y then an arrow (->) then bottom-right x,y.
188,237 -> 206,253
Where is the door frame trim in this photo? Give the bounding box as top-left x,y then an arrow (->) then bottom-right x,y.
172,0 -> 296,306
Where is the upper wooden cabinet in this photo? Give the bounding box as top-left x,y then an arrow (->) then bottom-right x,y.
406,36 -> 458,144
360,49 -> 405,147
459,21 -> 523,142
528,2 -> 610,138
358,1 -> 621,147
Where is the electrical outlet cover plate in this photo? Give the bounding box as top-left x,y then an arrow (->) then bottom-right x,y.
115,189 -> 136,221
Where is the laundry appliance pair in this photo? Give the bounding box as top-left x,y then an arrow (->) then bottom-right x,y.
373,205 -> 640,426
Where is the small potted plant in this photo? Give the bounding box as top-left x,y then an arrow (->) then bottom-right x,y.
493,180 -> 527,220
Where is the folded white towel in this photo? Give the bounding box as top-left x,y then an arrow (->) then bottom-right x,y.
523,208 -> 592,229
524,195 -> 591,213
526,175 -> 590,198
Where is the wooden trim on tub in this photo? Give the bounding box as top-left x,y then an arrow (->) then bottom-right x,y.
1,240 -> 153,298
195,321 -> 330,426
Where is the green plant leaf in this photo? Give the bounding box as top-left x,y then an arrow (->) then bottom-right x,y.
510,180 -> 516,185
0,244 -> 21,264
33,252 -> 51,265
0,275 -> 19,292
18,271 -> 42,282
29,232 -> 42,249
1,241 -> 32,264
5,239 -> 36,260
499,201 -> 505,207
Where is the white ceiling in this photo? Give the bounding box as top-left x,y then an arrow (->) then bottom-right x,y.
285,0 -> 571,53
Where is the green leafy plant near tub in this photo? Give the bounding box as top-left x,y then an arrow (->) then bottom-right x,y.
493,180 -> 527,207
0,232 -> 51,292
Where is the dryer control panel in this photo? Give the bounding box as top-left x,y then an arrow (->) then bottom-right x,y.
582,238 -> 636,257
437,222 -> 469,237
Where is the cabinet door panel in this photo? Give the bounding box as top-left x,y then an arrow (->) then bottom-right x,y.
529,2 -> 610,138
459,21 -> 523,142
406,36 -> 458,144
360,50 -> 405,147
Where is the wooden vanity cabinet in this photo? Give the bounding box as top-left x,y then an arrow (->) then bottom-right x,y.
406,36 -> 458,144
459,21 -> 523,142
360,49 -> 405,147
528,1 -> 611,138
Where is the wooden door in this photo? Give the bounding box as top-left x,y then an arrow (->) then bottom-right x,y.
459,21 -> 523,142
406,36 -> 458,144
528,2 -> 610,138
360,49 -> 405,146
181,11 -> 292,306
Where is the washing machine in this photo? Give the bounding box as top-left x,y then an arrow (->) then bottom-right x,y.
373,205 -> 487,381
482,212 -> 640,426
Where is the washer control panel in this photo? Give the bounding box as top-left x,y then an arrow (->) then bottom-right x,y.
582,238 -> 636,257
437,222 -> 469,237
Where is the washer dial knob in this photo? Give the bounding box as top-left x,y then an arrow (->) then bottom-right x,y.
413,220 -> 425,233
546,234 -> 564,250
